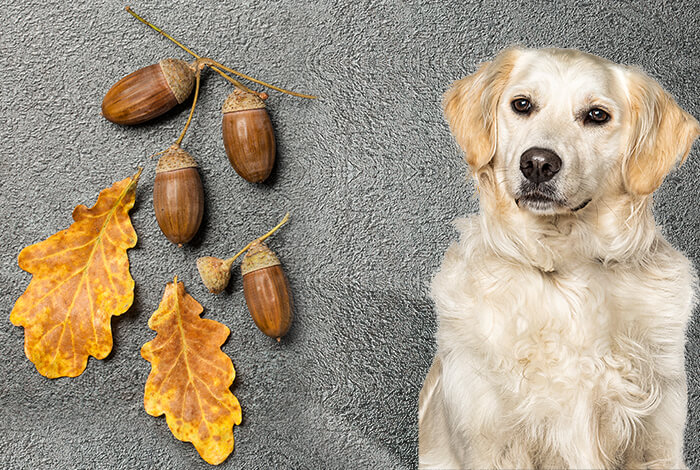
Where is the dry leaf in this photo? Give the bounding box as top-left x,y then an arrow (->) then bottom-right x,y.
10,169 -> 141,378
141,278 -> 242,465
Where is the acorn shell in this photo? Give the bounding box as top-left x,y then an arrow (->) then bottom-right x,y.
222,89 -> 276,183
241,242 -> 293,340
102,59 -> 195,125
153,146 -> 204,245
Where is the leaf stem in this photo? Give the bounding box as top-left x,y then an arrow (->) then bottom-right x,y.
125,6 -> 316,99
132,167 -> 144,184
225,213 -> 290,266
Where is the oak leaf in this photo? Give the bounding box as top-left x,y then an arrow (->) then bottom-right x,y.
141,278 -> 242,465
10,170 -> 141,378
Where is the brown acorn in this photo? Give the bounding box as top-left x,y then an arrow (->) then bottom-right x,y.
222,89 -> 276,183
241,241 -> 293,341
102,59 -> 195,125
153,145 -> 204,246
196,213 -> 290,292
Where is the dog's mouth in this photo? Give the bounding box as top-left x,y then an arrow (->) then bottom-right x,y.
516,193 -> 564,212
515,185 -> 591,214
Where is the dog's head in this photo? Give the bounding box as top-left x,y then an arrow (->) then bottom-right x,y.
444,47 -> 699,215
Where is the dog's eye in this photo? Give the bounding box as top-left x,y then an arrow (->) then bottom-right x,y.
511,98 -> 532,114
585,108 -> 610,124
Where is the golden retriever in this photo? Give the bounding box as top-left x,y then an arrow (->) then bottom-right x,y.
419,47 -> 700,469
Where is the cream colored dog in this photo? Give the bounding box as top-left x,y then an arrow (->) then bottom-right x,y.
419,47 -> 700,469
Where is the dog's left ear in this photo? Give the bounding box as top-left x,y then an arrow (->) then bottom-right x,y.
623,69 -> 700,196
443,48 -> 520,172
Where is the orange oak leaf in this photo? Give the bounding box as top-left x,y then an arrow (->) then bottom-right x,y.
141,278 -> 242,465
10,169 -> 141,378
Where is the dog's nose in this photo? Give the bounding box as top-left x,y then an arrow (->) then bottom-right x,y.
520,148 -> 562,184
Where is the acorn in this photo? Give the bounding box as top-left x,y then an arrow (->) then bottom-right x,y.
222,89 -> 276,183
196,213 -> 292,340
241,241 -> 293,341
196,256 -> 233,294
102,58 -> 195,125
153,145 -> 204,246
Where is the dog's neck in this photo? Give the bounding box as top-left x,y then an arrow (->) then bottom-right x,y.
474,179 -> 658,273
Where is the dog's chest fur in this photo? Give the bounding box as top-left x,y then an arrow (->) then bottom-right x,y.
432,214 -> 694,448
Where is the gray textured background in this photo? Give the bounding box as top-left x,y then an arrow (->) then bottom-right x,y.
0,0 -> 698,468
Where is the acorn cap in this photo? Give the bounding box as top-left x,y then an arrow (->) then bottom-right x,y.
241,241 -> 281,276
159,58 -> 195,104
156,145 -> 198,173
197,256 -> 232,294
222,89 -> 266,113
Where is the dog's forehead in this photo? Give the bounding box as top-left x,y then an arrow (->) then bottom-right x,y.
507,49 -> 622,98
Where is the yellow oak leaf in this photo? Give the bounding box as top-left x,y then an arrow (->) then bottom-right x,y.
10,170 -> 141,378
141,278 -> 242,465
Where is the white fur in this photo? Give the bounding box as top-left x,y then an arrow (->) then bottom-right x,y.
419,48 -> 700,469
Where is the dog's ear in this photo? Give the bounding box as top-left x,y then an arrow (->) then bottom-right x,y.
623,69 -> 700,196
443,48 -> 520,172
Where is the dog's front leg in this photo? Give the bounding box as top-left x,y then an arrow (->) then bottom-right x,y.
421,357 -> 538,469
467,435 -> 535,470
419,357 -> 464,469
625,378 -> 688,470
444,379 -> 536,468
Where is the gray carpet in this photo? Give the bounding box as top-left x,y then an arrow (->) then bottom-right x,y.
1,0 -> 698,468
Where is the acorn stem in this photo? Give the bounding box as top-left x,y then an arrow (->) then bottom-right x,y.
148,148 -> 169,160
174,64 -> 202,146
125,7 -> 250,92
207,67 -> 255,95
126,7 -> 199,59
224,212 -> 290,266
195,58 -> 257,96
125,6 -> 316,99
203,58 -> 317,100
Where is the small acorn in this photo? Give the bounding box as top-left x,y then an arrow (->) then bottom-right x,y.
196,257 -> 233,294
222,89 -> 276,183
102,59 -> 195,125
241,241 -> 293,341
153,145 -> 204,246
